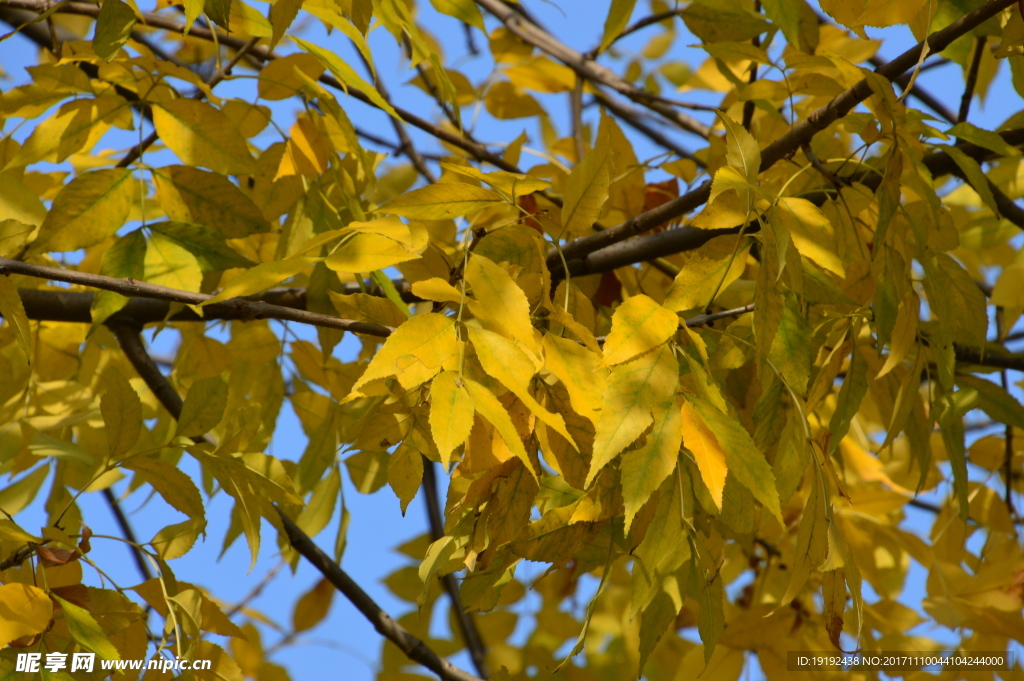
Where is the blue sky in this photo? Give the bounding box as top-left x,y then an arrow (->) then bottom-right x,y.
3,1 -> 1024,679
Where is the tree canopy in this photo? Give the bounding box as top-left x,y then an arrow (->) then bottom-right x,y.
1,0 -> 1024,679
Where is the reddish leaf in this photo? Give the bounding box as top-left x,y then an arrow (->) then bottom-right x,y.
594,271 -> 622,307
641,178 -> 679,233
517,192 -> 544,233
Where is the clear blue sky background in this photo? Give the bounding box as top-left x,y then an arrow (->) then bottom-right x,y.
3,1 -> 1023,679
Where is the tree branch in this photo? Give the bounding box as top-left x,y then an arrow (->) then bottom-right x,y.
960,36 -> 988,124
274,506 -> 485,681
101,488 -> 155,583
421,461 -> 490,679
0,258 -> 395,338
473,0 -> 712,139
552,0 -> 1017,265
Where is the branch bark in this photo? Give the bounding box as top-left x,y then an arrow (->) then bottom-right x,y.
274,506 -> 485,681
0,258 -> 395,338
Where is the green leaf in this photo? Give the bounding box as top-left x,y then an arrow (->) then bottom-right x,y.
92,0 -> 137,61
0,275 -> 31,363
153,166 -> 271,239
718,111 -> 761,183
828,341 -> 868,454
150,221 -> 256,272
91,230 -> 146,326
599,0 -> 638,53
780,474 -> 829,606
153,100 -> 255,175
947,122 -> 1022,158
101,369 -> 142,458
28,169 -> 134,255
954,375 -> 1024,430
53,595 -> 120,661
379,183 -> 506,220
176,375 -> 228,438
688,396 -> 782,524
638,575 -> 682,675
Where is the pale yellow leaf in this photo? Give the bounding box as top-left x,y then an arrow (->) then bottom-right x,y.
352,313 -> 458,391
153,99 -> 255,175
429,370 -> 475,470
465,254 -> 539,354
601,294 -> 679,367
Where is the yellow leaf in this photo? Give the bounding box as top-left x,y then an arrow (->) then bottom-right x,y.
542,333 -> 606,427
877,292 -> 918,378
203,257 -> 321,305
429,370 -> 475,470
504,57 -> 576,93
352,313 -> 458,391
293,34 -> 396,118
719,111 -> 761,183
258,53 -> 326,101
991,261 -> 1024,309
145,231 -> 203,293
440,162 -> 552,197
275,116 -> 331,179
0,175 -> 46,229
28,169 -> 134,255
680,400 -> 727,510
0,583 -> 52,647
101,369 -> 142,458
379,183 -> 506,220
292,578 -> 335,633
154,99 -> 255,175
123,456 -> 205,520
151,517 -> 206,560
324,233 -> 421,273
429,0 -> 485,31
176,375 -> 228,438
468,326 -> 577,448
153,166 -> 271,239
621,398 -> 682,534
464,377 -> 536,479
599,0 -> 638,53
561,139 -> 610,236
466,254 -> 539,355
600,294 -> 678,367
388,441 -> 423,514
0,274 -> 32,363
411,277 -> 464,304
589,343 -> 678,486
768,197 -> 845,276
484,81 -> 544,119
689,396 -> 782,524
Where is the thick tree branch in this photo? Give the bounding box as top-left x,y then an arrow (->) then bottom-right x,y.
473,0 -> 712,139
274,506 -> 485,681
0,258 -> 395,338
553,0 -> 1018,264
421,461 -> 490,679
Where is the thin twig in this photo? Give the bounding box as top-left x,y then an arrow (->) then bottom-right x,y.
274,506 -> 485,681
959,36 -> 987,123
473,0 -> 712,139
552,0 -> 1017,264
101,488 -> 154,582
421,461 -> 490,679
